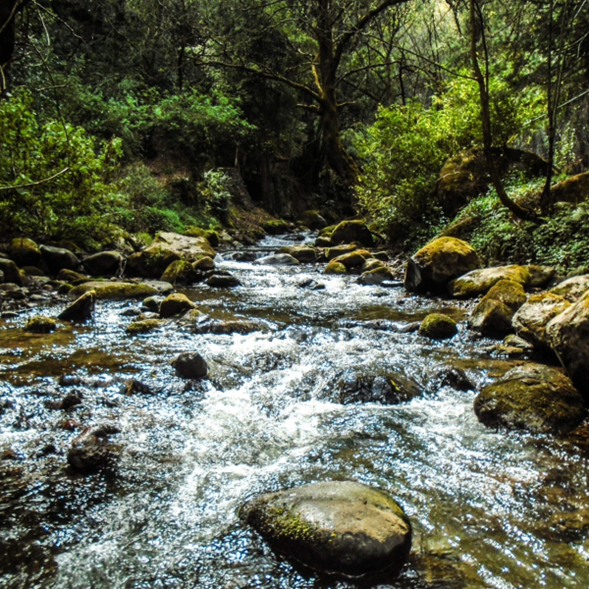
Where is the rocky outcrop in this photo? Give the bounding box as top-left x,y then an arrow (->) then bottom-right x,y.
405,237 -> 480,293
469,280 -> 526,337
330,220 -> 374,247
512,292 -> 571,349
241,481 -> 411,578
474,364 -> 586,434
419,313 -> 458,339
546,291 -> 589,401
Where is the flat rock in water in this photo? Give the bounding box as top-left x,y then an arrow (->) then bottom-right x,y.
68,281 -> 159,299
255,253 -> 300,266
241,480 -> 412,578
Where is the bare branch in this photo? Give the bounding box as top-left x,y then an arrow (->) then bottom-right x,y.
0,167 -> 70,192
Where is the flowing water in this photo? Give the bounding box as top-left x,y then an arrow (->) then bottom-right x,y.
1,236 -> 588,588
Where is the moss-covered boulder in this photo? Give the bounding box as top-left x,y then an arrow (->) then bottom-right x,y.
10,237 -> 41,267
280,246 -> 317,264
359,267 -> 395,285
549,171 -> 589,204
299,210 -> 327,230
68,281 -> 158,300
419,313 -> 458,339
550,275 -> 589,302
474,364 -> 586,434
40,245 -> 80,274
183,226 -> 220,247
82,251 -> 125,277
58,291 -> 96,322
263,219 -> 290,235
159,293 -> 195,318
324,261 -> 347,275
25,316 -> 57,333
241,481 -> 411,578
330,220 -> 374,247
314,235 -> 333,248
405,237 -> 480,293
207,273 -> 241,288
512,292 -> 571,350
449,265 -> 531,298
546,292 -> 589,401
193,256 -> 215,271
57,269 -> 88,284
332,250 -> 369,269
469,280 -> 526,337
127,232 -> 215,278
160,260 -> 198,284
125,318 -> 165,335
325,244 -> 358,260
0,258 -> 24,286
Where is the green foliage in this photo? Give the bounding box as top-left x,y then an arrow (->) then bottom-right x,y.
196,170 -> 233,223
0,90 -> 122,249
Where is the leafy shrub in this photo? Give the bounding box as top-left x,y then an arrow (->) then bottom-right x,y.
0,90 -> 122,249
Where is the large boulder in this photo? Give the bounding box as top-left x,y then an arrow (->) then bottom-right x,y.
405,237 -> 480,293
325,244 -> 358,260
0,258 -> 23,285
550,275 -> 589,302
469,280 -> 526,337
549,171 -> 589,204
474,364 -> 586,435
68,281 -> 158,300
512,292 -> 571,350
241,481 -> 411,578
40,245 -> 81,274
330,220 -> 374,247
10,237 -> 42,267
546,292 -> 589,401
83,251 -> 124,277
160,260 -> 198,284
449,264 -> 553,298
126,232 -> 215,278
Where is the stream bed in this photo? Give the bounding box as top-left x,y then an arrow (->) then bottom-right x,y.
1,237 -> 588,588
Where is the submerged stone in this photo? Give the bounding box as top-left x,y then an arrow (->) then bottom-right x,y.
241,480 -> 411,578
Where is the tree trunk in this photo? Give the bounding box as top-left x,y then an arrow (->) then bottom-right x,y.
0,0 -> 20,92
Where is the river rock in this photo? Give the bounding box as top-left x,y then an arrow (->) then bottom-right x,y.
474,364 -> 586,434
550,275 -> 589,302
263,219 -> 289,234
330,221 -> 374,247
193,256 -> 215,271
58,291 -> 95,322
83,251 -> 124,277
160,260 -> 198,284
362,259 -> 385,272
299,210 -> 327,230
359,267 -> 395,285
25,316 -> 57,333
40,245 -> 81,273
68,281 -> 159,300
10,237 -> 42,267
405,237 -> 480,294
255,253 -> 300,266
336,370 -> 422,404
332,250 -> 369,270
67,424 -> 121,472
241,480 -> 411,577
142,295 -> 165,313
0,258 -> 23,286
207,274 -> 241,288
172,352 -> 208,379
419,313 -> 458,339
189,318 -> 263,334
127,232 -> 215,278
469,280 -> 526,337
125,318 -> 164,335
512,292 -> 571,349
159,293 -> 195,318
57,268 -> 87,283
324,244 -> 356,260
281,246 -> 317,264
324,261 -> 347,275
546,292 -> 589,401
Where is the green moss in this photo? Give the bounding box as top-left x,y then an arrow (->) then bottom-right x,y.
419,313 -> 458,339
25,316 -> 57,334
125,318 -> 164,335
69,281 -> 159,299
265,507 -> 317,542
324,261 -> 347,275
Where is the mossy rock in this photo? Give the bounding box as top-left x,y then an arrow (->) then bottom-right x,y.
405,237 -> 480,294
0,258 -> 24,286
299,210 -> 327,230
324,261 -> 347,275
57,269 -> 88,283
419,313 -> 458,339
325,244 -> 357,260
58,290 -> 96,322
449,265 -> 531,298
263,219 -> 290,235
193,256 -> 215,271
69,281 -> 158,300
474,363 -> 586,434
359,267 -> 395,285
160,260 -> 198,284
25,316 -> 57,334
332,251 -> 368,269
550,275 -> 589,302
183,226 -> 220,247
125,319 -> 165,335
362,259 -> 385,272
159,293 -> 195,318
280,246 -> 317,264
330,220 -> 374,247
512,292 -> 571,350
241,481 -> 411,578
207,274 -> 241,288
10,237 -> 41,267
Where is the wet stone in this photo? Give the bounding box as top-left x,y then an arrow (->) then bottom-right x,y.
67,424 -> 122,473
173,352 -> 208,379
207,274 -> 241,288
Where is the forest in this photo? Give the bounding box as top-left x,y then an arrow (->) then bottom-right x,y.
1,0 -> 588,266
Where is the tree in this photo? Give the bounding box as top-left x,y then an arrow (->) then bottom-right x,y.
199,0 -> 411,185
0,0 -> 26,93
